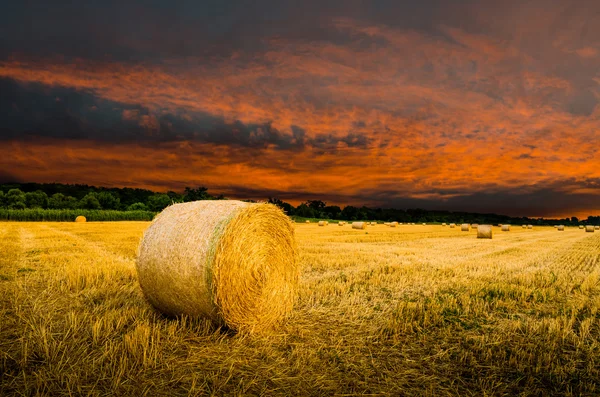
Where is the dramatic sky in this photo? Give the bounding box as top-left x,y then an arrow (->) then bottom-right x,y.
1,0 -> 599,218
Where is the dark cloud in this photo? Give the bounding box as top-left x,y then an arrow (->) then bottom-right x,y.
0,78 -> 372,151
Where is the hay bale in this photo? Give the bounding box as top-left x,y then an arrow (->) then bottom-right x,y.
422,223 -> 426,226
585,225 -> 594,233
136,200 -> 298,332
527,225 -> 533,229
75,215 -> 87,223
442,223 -> 446,226
352,222 -> 367,230
471,224 -> 478,229
461,224 -> 470,231
305,220 -> 310,223
477,225 -> 492,239
449,223 -> 456,228
558,225 -> 565,231
338,222 -> 345,226
502,225 -> 510,232
522,225 -> 527,228
554,225 -> 558,228
595,226 -> 599,230
579,225 -> 584,229
318,221 -> 327,226
390,222 -> 398,228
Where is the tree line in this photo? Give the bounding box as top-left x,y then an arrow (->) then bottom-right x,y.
0,182 -> 596,225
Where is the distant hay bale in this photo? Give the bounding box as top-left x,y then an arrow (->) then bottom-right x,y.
579,225 -> 584,229
318,221 -> 327,226
422,223 -> 426,226
352,222 -> 367,229
502,225 -> 511,232
442,223 -> 446,226
389,222 -> 398,228
471,224 -> 478,228
522,225 -> 527,228
585,225 -> 594,233
554,225 -> 558,228
449,223 -> 456,228
558,225 -> 565,231
305,220 -> 310,223
75,215 -> 87,223
461,224 -> 470,231
338,222 -> 345,226
596,226 -> 600,230
136,200 -> 298,332
527,225 -> 533,229
477,225 -> 492,239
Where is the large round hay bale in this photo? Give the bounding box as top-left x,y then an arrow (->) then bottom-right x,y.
449,223 -> 456,228
75,215 -> 87,223
136,200 -> 298,332
318,221 -> 327,226
352,222 -> 367,230
585,225 -> 594,233
595,226 -> 600,230
502,225 -> 510,231
558,225 -> 565,231
461,224 -> 470,231
527,225 -> 533,229
477,225 -> 492,239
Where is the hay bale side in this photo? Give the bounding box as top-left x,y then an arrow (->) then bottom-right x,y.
477,225 -> 492,239
338,222 -> 345,226
579,225 -> 584,229
595,226 -> 600,230
558,225 -> 565,231
305,220 -> 310,223
352,222 -> 367,230
75,215 -> 87,223
522,225 -> 527,228
471,224 -> 478,228
461,224 -> 470,231
136,200 -> 298,332
585,225 -> 594,233
527,225 -> 533,229
318,221 -> 327,226
502,225 -> 511,231
449,223 -> 456,228
442,223 -> 446,226
389,222 -> 397,228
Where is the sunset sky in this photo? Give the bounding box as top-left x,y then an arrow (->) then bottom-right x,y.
1,0 -> 599,218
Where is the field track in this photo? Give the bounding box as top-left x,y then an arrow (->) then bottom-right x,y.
1,222 -> 599,395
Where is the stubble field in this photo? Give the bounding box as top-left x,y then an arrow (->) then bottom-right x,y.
0,222 -> 599,396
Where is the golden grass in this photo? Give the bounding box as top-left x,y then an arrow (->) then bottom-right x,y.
1,222 -> 599,395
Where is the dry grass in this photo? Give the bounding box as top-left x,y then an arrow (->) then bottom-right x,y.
1,222 -> 599,396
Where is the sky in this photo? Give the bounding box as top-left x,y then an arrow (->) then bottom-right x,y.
1,0 -> 599,218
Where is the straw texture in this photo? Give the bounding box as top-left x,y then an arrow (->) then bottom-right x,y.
136,200 -> 298,333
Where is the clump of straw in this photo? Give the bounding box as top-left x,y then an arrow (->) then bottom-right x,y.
352,222 -> 367,230
477,225 -> 492,239
136,200 -> 298,333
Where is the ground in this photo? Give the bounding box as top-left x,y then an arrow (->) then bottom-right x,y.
0,222 -> 599,396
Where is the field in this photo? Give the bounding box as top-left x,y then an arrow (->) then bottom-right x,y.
1,222 -> 599,396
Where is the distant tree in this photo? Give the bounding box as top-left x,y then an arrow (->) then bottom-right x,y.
79,193 -> 101,210
295,203 -> 315,218
571,216 -> 579,224
183,187 -> 212,202
25,190 -> 49,209
97,191 -> 120,210
166,191 -> 184,203
127,202 -> 148,211
268,197 -> 295,215
306,200 -> 326,212
0,191 -> 5,208
341,206 -> 359,221
323,205 -> 341,219
48,193 -> 78,209
6,189 -> 26,209
147,194 -> 172,212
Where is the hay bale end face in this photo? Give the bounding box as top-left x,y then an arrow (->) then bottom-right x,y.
585,225 -> 594,233
352,222 -> 367,230
502,225 -> 511,232
558,225 -> 565,231
136,200 -> 298,333
75,215 -> 87,223
461,224 -> 470,231
477,225 -> 492,239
